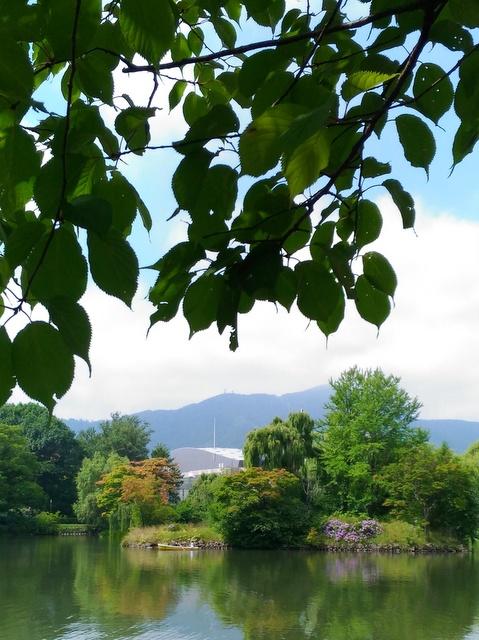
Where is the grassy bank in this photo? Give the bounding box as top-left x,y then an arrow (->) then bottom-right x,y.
123,519 -> 468,553
122,523 -> 225,549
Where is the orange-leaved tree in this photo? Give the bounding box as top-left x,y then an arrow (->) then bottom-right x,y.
97,457 -> 182,529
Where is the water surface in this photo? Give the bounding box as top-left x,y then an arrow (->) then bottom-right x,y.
1,537 -> 479,640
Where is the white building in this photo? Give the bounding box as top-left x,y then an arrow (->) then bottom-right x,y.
171,447 -> 244,498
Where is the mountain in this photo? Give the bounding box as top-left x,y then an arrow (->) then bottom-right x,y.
65,386 -> 479,453
135,386 -> 332,449
414,419 -> 479,452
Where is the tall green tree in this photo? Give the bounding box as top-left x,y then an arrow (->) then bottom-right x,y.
0,424 -> 44,512
0,403 -> 83,513
0,1 -> 477,408
77,413 -> 152,461
319,367 -> 426,514
73,451 -> 127,527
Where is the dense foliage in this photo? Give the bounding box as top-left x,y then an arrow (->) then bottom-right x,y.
77,413 -> 152,460
0,403 -> 83,513
379,443 -> 479,541
73,451 -> 127,527
0,1 -> 477,407
0,424 -> 44,512
209,467 -> 309,547
243,411 -> 314,473
97,457 -> 182,528
318,367 -> 426,513
239,367 -> 479,543
176,472 -> 218,523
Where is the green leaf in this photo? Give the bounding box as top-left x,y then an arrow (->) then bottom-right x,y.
63,196 -> 112,236
348,70 -> 398,92
0,37 -> 33,102
283,130 -> 329,196
355,275 -> 390,328
329,241 -> 355,296
4,219 -> 46,269
186,164 -> 238,218
251,70 -> 294,118
396,114 -> 436,176
12,321 -> 74,411
115,107 -> 155,155
136,192 -> 153,233
355,200 -> 382,249
362,251 -> 397,297
0,327 -> 14,405
149,272 -> 192,323
238,50 -> 281,97
244,0 -> 285,28
295,261 -> 343,323
240,245 -> 282,300
76,50 -> 116,105
0,127 -> 40,214
120,0 -> 175,63
239,105 -> 299,176
413,63 -> 454,124
183,275 -> 224,336
43,0 -> 100,58
172,149 -> 213,211
283,210 -> 312,255
430,20 -> 473,53
0,256 -> 11,292
169,80 -> 187,111
179,104 -> 239,153
310,221 -> 336,260
274,267 -> 297,310
317,290 -> 345,337
25,227 -> 88,303
452,122 -> 479,167
449,0 -> 479,28
225,0 -> 242,22
93,172 -> 137,235
183,93 -> 209,126
382,179 -> 415,229
47,298 -> 92,373
87,231 -> 139,307
214,17 -> 236,48
362,157 -> 391,178
34,154 -> 101,218
148,241 -> 205,274
171,33 -> 190,61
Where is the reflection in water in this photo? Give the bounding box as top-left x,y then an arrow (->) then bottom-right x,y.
1,537 -> 479,640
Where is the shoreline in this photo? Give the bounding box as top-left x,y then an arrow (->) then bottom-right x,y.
122,538 -> 468,554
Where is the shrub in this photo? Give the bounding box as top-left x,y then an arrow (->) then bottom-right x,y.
323,517 -> 382,543
34,511 -> 61,534
176,473 -> 218,523
209,468 -> 309,548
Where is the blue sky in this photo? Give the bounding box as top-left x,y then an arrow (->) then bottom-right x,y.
13,1 -> 479,422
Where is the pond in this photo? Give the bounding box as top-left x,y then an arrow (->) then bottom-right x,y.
1,536 -> 479,640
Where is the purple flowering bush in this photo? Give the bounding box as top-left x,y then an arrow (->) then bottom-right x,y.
323,518 -> 382,543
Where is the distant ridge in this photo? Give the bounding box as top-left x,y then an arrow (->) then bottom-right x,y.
65,386 -> 479,453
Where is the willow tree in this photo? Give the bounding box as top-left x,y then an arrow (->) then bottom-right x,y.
243,412 -> 315,475
0,0 -> 477,408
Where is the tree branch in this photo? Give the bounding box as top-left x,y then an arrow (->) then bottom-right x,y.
121,1 -> 437,75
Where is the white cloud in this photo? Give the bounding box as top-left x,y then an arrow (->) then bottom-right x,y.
21,197 -> 477,422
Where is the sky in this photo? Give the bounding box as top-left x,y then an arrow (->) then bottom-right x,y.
11,1 -> 479,421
